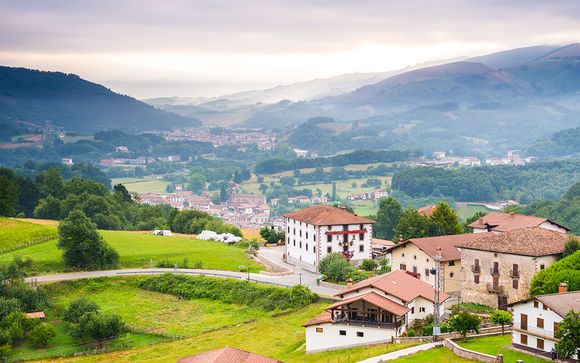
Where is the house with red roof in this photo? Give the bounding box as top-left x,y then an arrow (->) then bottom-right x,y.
303,270 -> 449,353
469,212 -> 569,234
284,205 -> 375,272
177,346 -> 282,363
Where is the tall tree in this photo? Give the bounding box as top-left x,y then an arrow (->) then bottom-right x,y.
394,209 -> 431,241
0,176 -> 18,217
430,202 -> 464,236
374,197 -> 403,240
555,309 -> 579,359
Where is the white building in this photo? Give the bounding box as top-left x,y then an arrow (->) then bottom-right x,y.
509,285 -> 579,359
469,212 -> 569,234
304,270 -> 449,353
284,205 -> 375,272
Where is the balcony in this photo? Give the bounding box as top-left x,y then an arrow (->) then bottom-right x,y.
489,268 -> 500,276
510,269 -> 520,278
486,283 -> 502,293
333,317 -> 398,330
471,265 -> 481,273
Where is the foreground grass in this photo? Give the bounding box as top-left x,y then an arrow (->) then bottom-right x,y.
390,347 -> 477,363
0,230 -> 262,274
0,218 -> 57,252
34,277 -> 415,363
457,334 -> 549,363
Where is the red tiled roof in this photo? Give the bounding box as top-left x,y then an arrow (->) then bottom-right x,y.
392,233 -> 494,261
337,270 -> 449,303
457,227 -> 569,256
302,312 -> 333,327
283,205 -> 375,226
371,238 -> 395,247
326,292 -> 410,316
417,204 -> 437,217
468,212 -> 569,232
177,346 -> 282,363
25,312 -> 45,319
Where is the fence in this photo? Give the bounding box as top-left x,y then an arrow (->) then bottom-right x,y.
316,341 -> 419,363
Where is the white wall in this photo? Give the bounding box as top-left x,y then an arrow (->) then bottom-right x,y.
538,221 -> 568,233
511,299 -> 562,354
305,323 -> 398,353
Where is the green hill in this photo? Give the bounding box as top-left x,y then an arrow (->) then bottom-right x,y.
0,217 -> 58,252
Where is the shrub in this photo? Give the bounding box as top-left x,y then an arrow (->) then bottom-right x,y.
530,251 -> 580,296
138,274 -> 317,313
407,329 -> 416,337
319,253 -> 354,282
346,270 -> 370,283
448,311 -> 481,339
29,323 -> 56,347
63,298 -> 100,324
490,310 -> 512,334
360,259 -> 378,271
73,312 -> 125,341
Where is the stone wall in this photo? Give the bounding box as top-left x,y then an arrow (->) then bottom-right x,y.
443,338 -> 500,363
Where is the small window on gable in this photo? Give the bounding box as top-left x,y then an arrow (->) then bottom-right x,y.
448,261 -> 455,266
540,264 -> 545,270
534,301 -> 539,308
420,307 -> 426,312
339,330 -> 346,336
357,331 -> 364,337
315,327 -> 323,333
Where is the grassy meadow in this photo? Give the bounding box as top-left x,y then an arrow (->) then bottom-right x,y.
0,230 -> 262,274
0,218 -> 58,252
33,277 -> 416,363
112,179 -> 170,194
457,335 -> 549,362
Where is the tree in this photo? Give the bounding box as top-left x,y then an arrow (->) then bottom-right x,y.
430,202 -> 463,236
555,309 -> 579,359
374,197 -> 402,240
318,253 -> 354,282
360,259 -> 377,271
490,310 -> 512,334
33,196 -> 62,219
394,209 -> 431,241
29,323 -> 56,347
219,185 -> 229,203
448,311 -> 480,340
331,182 -> 337,201
64,298 -> 100,324
113,184 -> 132,203
563,236 -> 580,258
57,210 -> 119,270
530,251 -> 580,296
0,176 -> 18,217
73,312 -> 125,341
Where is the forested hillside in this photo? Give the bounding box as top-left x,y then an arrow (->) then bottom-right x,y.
0,67 -> 201,133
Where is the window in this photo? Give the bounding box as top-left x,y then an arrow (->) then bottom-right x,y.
449,261 -> 455,266
412,266 -> 418,274
327,246 -> 332,253
540,264 -> 545,270
293,239 -> 296,246
450,272 -> 454,278
305,244 -> 308,251
537,318 -> 544,329
537,338 -> 544,350
357,331 -> 364,337
314,246 -> 316,253
360,224 -> 364,230
400,264 -> 406,271
287,226 -> 290,233
512,263 -> 519,277
306,232 -> 308,239
474,274 -> 480,284
411,307 -> 415,314
543,304 -> 548,311
492,261 -> 499,274
425,269 -> 430,277
293,228 -> 295,235
339,330 -> 346,336
513,279 -> 519,289
426,258 -> 429,263
299,242 -> 302,248
315,327 -> 323,333
359,245 -> 364,252
327,234 -> 332,242
419,307 -> 426,312
413,255 -> 417,260
402,253 -> 405,257
520,334 -> 528,345
534,301 -> 539,309
359,233 -> 364,240
521,314 -> 528,330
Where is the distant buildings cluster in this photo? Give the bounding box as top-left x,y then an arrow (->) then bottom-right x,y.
164,129 -> 277,151
99,154 -> 181,167
347,188 -> 389,201
414,150 -> 534,169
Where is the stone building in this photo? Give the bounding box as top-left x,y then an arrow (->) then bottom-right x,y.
457,227 -> 568,309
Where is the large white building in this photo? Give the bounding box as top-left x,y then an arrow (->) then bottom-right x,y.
509,285 -> 579,359
468,212 -> 569,234
284,205 -> 375,272
303,270 -> 449,353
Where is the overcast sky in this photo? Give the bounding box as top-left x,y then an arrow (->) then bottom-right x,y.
1,0 -> 579,98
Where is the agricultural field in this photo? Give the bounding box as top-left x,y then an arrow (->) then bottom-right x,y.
0,218 -> 57,252
0,230 -> 262,274
33,277 -> 415,363
455,203 -> 491,221
112,178 -> 170,194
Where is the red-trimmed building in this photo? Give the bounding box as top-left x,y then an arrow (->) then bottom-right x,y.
284,205 -> 375,272
303,270 -> 449,353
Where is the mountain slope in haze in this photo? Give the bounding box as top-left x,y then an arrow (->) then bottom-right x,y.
468,44 -> 561,69
0,66 -> 201,133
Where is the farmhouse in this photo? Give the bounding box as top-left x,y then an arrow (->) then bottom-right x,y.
508,285 -> 579,359
458,227 -> 569,309
389,233 -> 493,294
469,212 -> 569,234
284,205 -> 374,272
303,270 -> 449,353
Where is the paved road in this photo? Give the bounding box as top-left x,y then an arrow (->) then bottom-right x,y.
25,246 -> 342,299
357,342 -> 442,363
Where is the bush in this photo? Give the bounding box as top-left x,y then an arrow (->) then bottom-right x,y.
490,310 -> 512,334
29,323 -> 56,347
73,312 -> 125,341
346,270 -> 370,283
407,329 -> 416,337
448,311 -> 481,339
138,274 -> 317,313
530,251 -> 580,296
63,298 -> 100,324
360,259 -> 377,271
319,253 -> 354,282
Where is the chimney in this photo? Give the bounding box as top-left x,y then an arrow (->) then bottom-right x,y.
398,235 -> 404,243
559,282 -> 568,294
346,278 -> 353,288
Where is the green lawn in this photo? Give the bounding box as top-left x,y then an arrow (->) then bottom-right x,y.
0,230 -> 262,274
390,347 -> 477,362
114,179 -> 170,193
455,203 -> 490,221
457,334 -> 550,363
0,218 -> 58,252
33,277 -> 415,363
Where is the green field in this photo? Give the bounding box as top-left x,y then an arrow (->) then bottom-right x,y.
455,203 -> 490,221
0,230 -> 262,274
112,178 -> 170,193
34,277 -> 415,363
457,334 -> 549,362
0,218 -> 58,252
390,347 -> 477,362
62,135 -> 94,144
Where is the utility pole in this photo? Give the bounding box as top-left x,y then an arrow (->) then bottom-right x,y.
432,247 -> 442,340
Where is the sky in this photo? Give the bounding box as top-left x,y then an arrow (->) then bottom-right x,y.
1,0 -> 580,99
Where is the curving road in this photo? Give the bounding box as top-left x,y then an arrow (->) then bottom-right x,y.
24,246 -> 342,299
